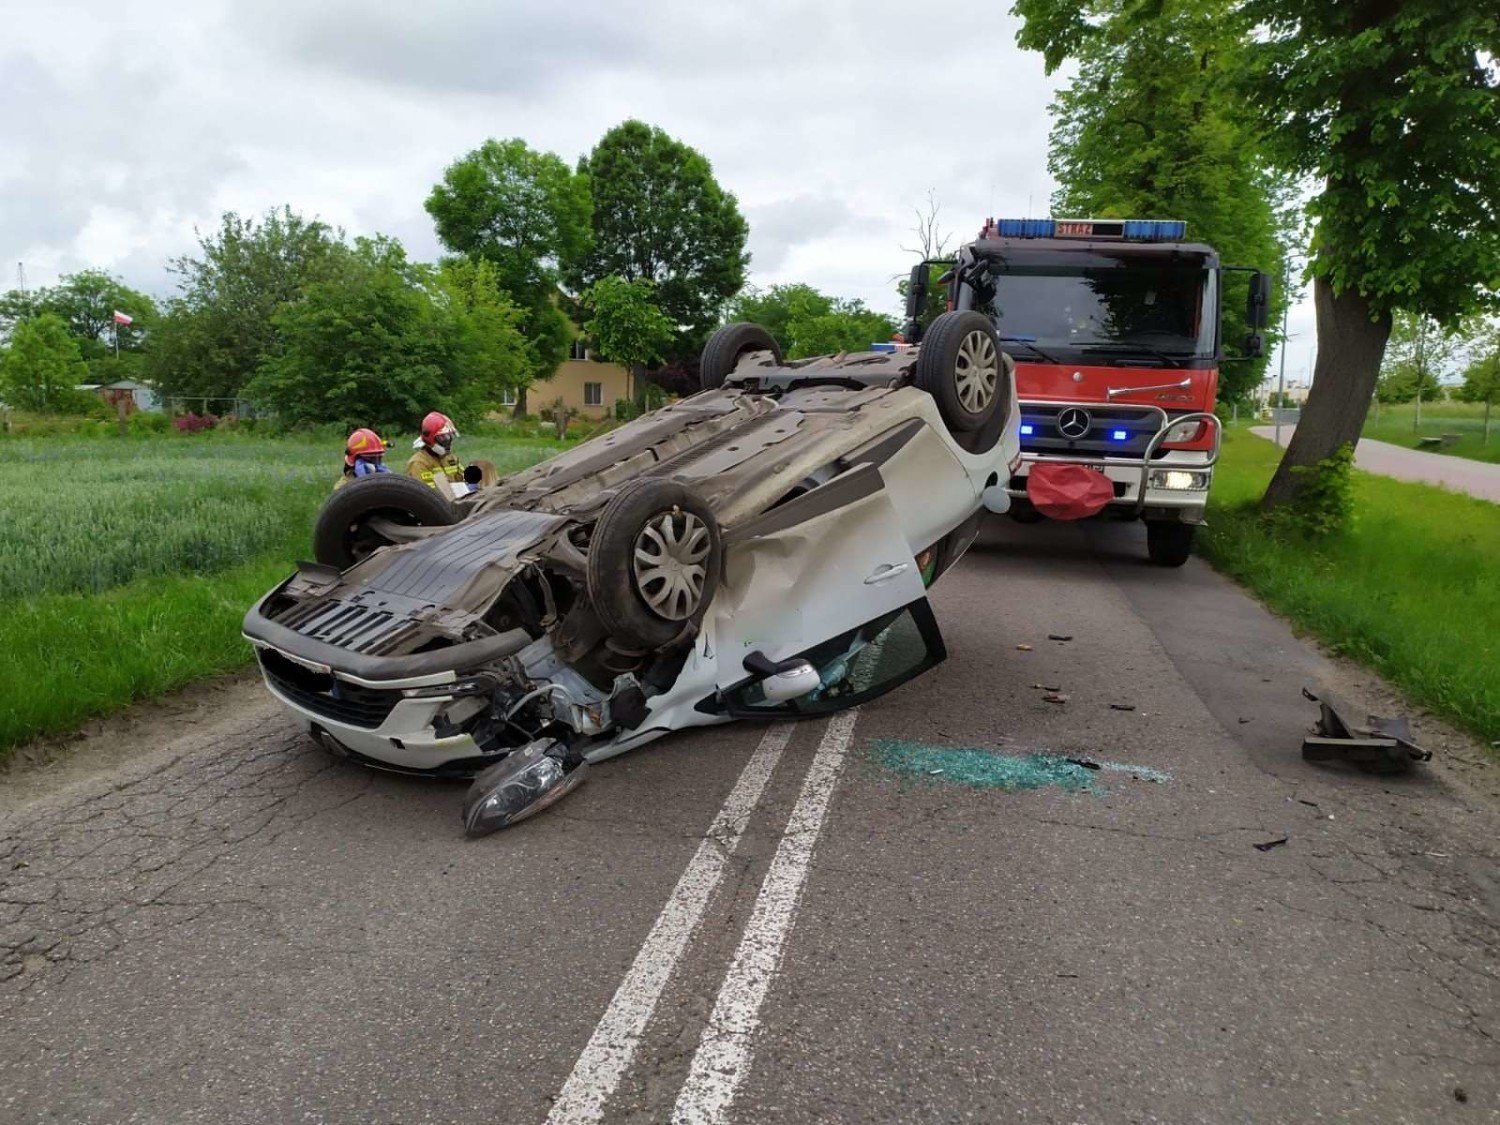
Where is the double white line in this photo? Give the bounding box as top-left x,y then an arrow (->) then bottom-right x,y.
548,710 -> 860,1125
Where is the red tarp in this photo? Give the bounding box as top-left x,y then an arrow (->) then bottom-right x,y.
1026,463 -> 1115,520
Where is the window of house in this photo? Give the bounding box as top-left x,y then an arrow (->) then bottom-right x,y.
570,339 -> 589,360
584,382 -> 603,407
499,387 -> 518,406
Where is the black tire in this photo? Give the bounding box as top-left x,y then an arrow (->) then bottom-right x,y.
700,323 -> 782,390
313,474 -> 456,570
914,311 -> 1005,434
586,478 -> 723,648
1146,520 -> 1196,567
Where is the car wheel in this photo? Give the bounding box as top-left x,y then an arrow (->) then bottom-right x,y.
914,311 -> 1005,434
700,323 -> 782,390
586,478 -> 723,649
1145,520 -> 1196,567
312,475 -> 457,570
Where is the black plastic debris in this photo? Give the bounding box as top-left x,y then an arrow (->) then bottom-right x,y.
1066,757 -> 1102,771
1047,633 -> 1074,642
1109,703 -> 1136,712
1300,687 -> 1431,776
1253,837 -> 1289,852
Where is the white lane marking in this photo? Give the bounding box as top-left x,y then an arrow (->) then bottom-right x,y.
547,724 -> 795,1125
672,707 -> 861,1125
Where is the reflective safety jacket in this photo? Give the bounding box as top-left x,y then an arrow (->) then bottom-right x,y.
406,447 -> 468,496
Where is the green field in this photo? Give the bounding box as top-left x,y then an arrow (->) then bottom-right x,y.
1200,430 -> 1500,743
0,431 -> 571,756
1361,400 -> 1500,464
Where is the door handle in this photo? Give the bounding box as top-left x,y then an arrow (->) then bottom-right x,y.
864,562 -> 910,585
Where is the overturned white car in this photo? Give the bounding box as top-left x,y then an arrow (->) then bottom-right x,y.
243,312 -> 1021,833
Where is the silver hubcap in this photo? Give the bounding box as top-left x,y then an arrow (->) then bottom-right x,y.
633,508 -> 711,621
955,331 -> 999,414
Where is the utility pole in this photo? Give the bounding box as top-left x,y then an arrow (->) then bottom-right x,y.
1274,299 -> 1290,448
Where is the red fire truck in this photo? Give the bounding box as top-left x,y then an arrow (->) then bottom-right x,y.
903,217 -> 1271,566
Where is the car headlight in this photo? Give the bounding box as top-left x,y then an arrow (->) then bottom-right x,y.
1162,419 -> 1204,443
1149,470 -> 1211,490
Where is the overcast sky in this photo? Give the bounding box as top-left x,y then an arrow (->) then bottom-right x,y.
1,0 -> 1314,386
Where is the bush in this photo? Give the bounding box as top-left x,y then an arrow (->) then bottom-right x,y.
1270,442 -> 1355,538
173,412 -> 219,433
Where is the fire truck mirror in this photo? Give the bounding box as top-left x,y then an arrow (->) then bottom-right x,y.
904,262 -> 928,322
1247,271 -> 1272,329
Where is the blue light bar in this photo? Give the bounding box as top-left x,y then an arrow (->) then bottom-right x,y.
1020,423 -> 1035,436
995,218 -> 1056,238
986,217 -> 1187,241
1112,429 -> 1129,441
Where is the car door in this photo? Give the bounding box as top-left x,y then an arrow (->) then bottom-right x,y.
707,463 -> 946,718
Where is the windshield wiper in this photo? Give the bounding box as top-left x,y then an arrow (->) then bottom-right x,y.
1081,343 -> 1193,368
997,335 -> 1063,364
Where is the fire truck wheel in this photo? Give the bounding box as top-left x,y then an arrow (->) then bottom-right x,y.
1146,520 -> 1196,567
700,323 -> 782,390
914,311 -> 1004,433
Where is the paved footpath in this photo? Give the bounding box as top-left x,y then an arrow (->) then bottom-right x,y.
2,518 -> 1498,1123
1253,426 -> 1500,502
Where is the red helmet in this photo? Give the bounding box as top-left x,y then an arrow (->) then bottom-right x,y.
345,427 -> 387,467
420,411 -> 457,449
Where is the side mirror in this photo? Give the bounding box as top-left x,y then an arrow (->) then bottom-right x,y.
904,262 -> 928,322
1242,331 -> 1265,358
1247,271 -> 1272,329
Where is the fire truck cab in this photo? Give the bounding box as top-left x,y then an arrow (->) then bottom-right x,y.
904,218 -> 1271,566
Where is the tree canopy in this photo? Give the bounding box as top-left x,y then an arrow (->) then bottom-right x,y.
1013,0 -> 1293,404
0,270 -> 157,360
0,314 -> 92,413
728,284 -> 897,360
570,120 -> 749,354
246,238 -> 528,428
425,138 -> 591,387
148,207 -> 346,401
582,276 -> 676,377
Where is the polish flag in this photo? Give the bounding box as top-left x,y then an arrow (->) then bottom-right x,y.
112,310 -> 133,325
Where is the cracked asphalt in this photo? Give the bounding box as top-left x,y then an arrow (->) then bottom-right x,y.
3,517 -> 1497,1123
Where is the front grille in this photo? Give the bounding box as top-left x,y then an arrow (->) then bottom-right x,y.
259,650 -> 403,730
1020,403 -> 1166,460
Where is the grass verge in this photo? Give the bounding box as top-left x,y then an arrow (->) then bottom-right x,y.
1360,401 -> 1500,464
1200,430 -> 1500,743
0,431 -> 570,760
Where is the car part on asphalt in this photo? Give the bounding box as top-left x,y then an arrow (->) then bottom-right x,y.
1300,687 -> 1431,775
245,319 -> 1023,832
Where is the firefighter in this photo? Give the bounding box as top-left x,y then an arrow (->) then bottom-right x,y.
335,428 -> 390,490
406,411 -> 469,496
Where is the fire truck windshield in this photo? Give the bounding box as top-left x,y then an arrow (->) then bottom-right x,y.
964,261 -> 1216,361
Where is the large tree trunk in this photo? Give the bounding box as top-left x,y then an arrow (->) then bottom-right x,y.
1261,274 -> 1391,509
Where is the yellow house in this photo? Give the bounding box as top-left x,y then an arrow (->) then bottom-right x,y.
519,341 -> 633,419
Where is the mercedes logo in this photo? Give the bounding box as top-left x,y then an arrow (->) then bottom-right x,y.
1057,407 -> 1092,439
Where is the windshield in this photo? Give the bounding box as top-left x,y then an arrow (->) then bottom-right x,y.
966,261 -> 1216,358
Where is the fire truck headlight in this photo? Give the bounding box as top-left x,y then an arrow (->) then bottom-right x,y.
1163,419 -> 1204,443
1150,470 -> 1210,491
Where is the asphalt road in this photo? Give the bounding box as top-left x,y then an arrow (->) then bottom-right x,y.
1252,426 -> 1500,502
3,517 -> 1497,1124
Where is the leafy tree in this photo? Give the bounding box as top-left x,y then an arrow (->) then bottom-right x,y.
1239,1 -> 1500,506
1012,0 -> 1293,405
247,238 -> 517,428
1375,312 -> 1467,413
149,207 -> 347,402
0,271 -> 156,359
425,138 -> 591,391
728,284 -> 896,360
0,314 -> 92,413
570,121 -> 749,354
1458,337 -> 1500,444
582,276 -> 675,398
432,258 -> 532,406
